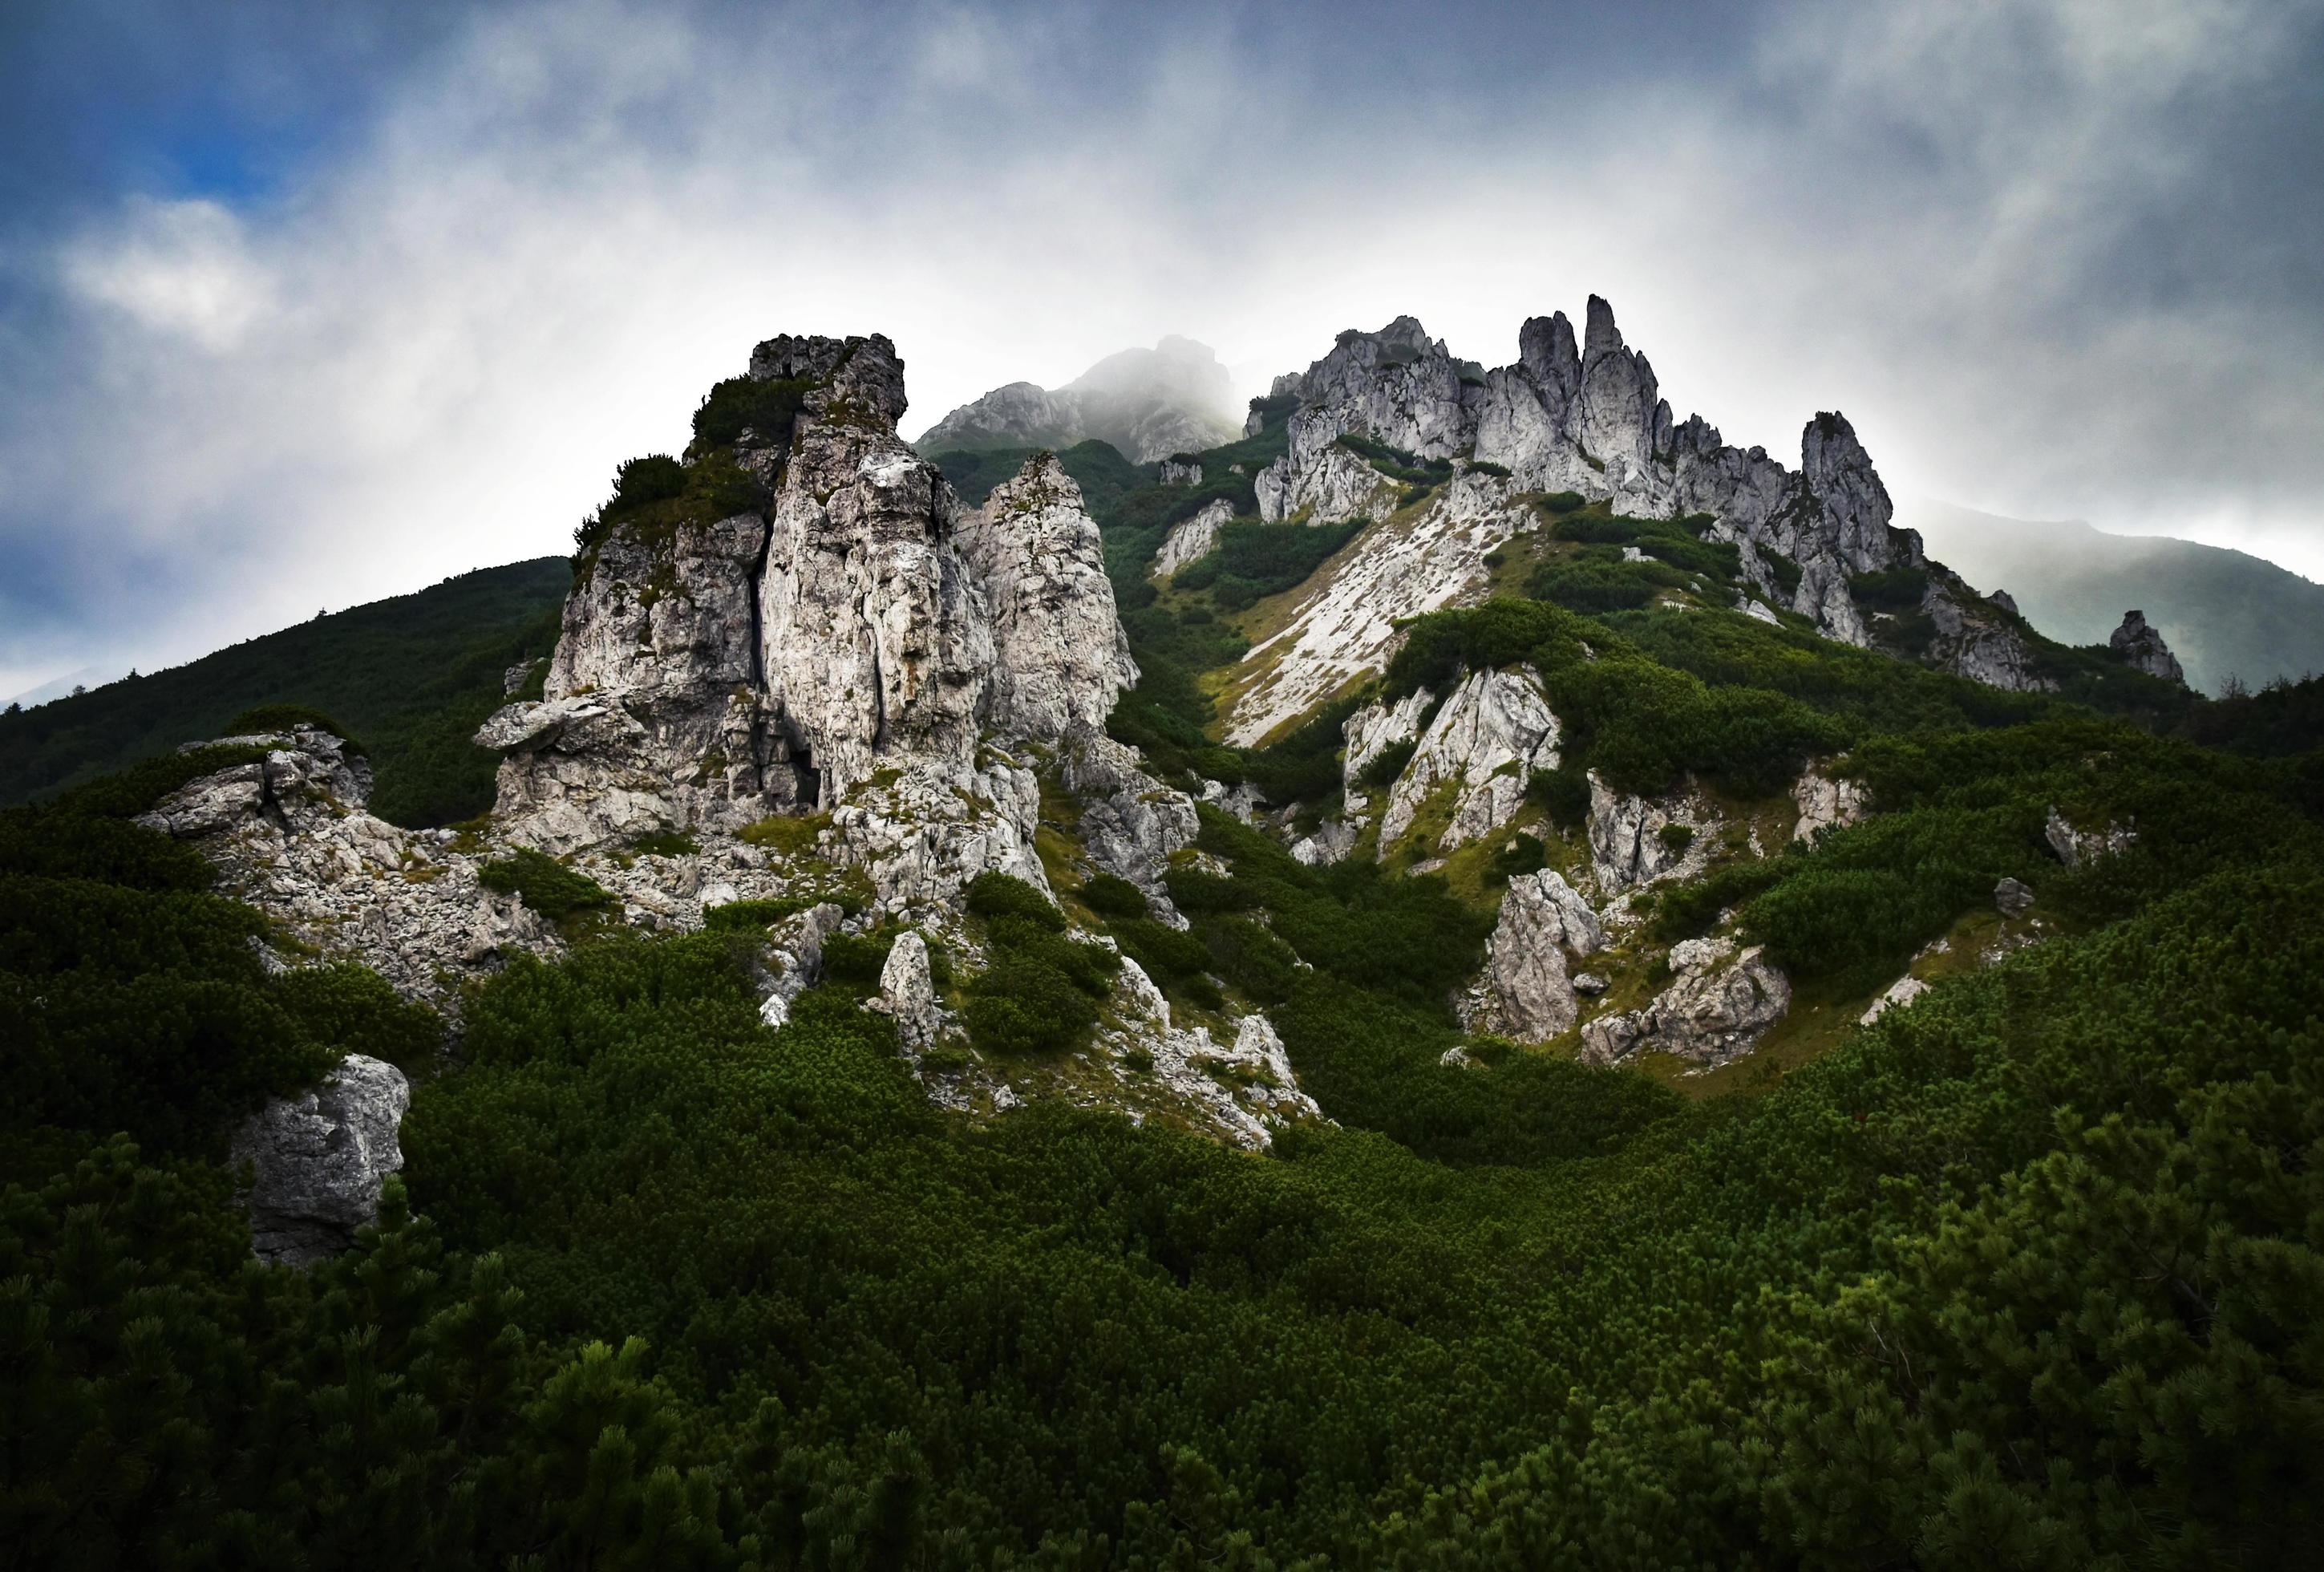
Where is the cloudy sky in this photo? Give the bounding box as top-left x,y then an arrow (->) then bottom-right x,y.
2,0 -> 2319,698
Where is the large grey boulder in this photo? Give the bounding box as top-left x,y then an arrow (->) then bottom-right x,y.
1378,666 -> 1561,854
958,452 -> 1138,743
1921,570 -> 2052,691
234,1054 -> 411,1266
872,930 -> 942,1053
1460,870 -> 1605,1042
1580,939 -> 1790,1068
1791,764 -> 1867,844
1587,772 -> 1711,893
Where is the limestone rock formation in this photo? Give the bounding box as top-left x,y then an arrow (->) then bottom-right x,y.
2045,805 -> 2137,869
1460,871 -> 1605,1042
138,727 -> 559,1009
1158,458 -> 1202,487
1587,772 -> 1712,893
757,902 -> 847,1029
1222,298 -> 1975,750
480,336 -> 1147,916
1341,687 -> 1436,803
871,930 -> 942,1053
1061,732 -> 1200,921
915,335 -> 1241,462
1100,960 -> 1320,1150
1153,496 -> 1233,578
1229,472 -> 1537,744
1580,938 -> 1790,1068
233,1054 -> 410,1266
1792,764 -> 1867,844
1859,974 -> 1930,1027
2110,610 -> 2187,685
1922,569 -> 2051,691
1378,666 -> 1561,853
1994,877 -> 2035,917
958,453 -> 1138,743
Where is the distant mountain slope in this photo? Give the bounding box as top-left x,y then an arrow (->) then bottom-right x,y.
0,557 -> 568,824
914,335 -> 1242,462
1902,499 -> 2324,695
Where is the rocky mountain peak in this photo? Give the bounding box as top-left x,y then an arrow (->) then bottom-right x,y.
915,336 -> 1241,463
480,330 -> 1144,859
2110,608 -> 2188,685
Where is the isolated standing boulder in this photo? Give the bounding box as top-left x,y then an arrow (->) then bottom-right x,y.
233,1054 -> 411,1266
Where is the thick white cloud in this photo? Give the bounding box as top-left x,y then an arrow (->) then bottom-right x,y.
2,0 -> 2318,697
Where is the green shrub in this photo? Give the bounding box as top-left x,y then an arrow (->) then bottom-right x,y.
1079,873 -> 1149,919
1489,832 -> 1549,883
820,930 -> 894,991
691,374 -> 812,450
1540,490 -> 1588,514
1656,822 -> 1695,854
964,871 -> 1063,930
1848,566 -> 1929,611
1358,737 -> 1418,790
1527,764 -> 1590,829
630,829 -> 699,857
477,849 -> 613,921
702,896 -> 812,932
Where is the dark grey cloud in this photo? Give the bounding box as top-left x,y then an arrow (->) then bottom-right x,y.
1,0 -> 2318,697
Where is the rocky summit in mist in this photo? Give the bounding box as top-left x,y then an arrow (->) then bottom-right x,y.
913,333 -> 1243,462
11,292 -> 2322,1567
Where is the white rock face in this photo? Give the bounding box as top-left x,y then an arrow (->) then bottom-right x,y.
1923,569 -> 2052,691
233,1054 -> 410,1266
1460,871 -> 1605,1042
958,453 -> 1138,743
482,335 -> 1149,890
1100,961 -> 1320,1150
1061,731 -> 1200,921
1580,940 -> 1790,1068
1341,687 -> 1436,797
1229,472 -> 1537,745
873,930 -> 942,1052
756,901 -> 847,1029
2110,609 -> 2187,685
1378,666 -> 1561,853
139,728 -> 562,1010
2044,805 -> 2137,869
1587,772 -> 1712,893
1859,974 -> 1930,1027
1289,816 -> 1359,866
1153,496 -> 1234,578
1255,443 -> 1401,525
1792,764 -> 1868,844
1158,458 -> 1202,487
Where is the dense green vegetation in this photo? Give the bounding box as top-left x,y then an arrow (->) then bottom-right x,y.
0,558 -> 568,827
7,705 -> 2320,1563
10,391 -> 2324,1565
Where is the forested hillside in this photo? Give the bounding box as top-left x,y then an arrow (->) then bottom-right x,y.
7,332 -> 2324,1568
0,557 -> 568,825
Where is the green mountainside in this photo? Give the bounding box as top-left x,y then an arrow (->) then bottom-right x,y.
0,557 -> 569,826
5,411 -> 2324,1565
1904,498 -> 2324,696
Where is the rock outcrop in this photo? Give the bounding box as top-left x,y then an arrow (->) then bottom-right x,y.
1791,764 -> 1867,844
233,1054 -> 410,1266
1232,298 -> 1935,730
2110,610 -> 2187,685
958,453 -> 1138,742
1101,960 -> 1321,1150
1921,570 -> 2052,691
1153,497 -> 1233,578
1460,870 -> 1605,1042
1858,974 -> 1930,1027
914,335 -> 1241,462
138,727 -> 560,1008
1377,666 -> 1561,853
480,338 -> 1146,919
871,930 -> 942,1053
1580,938 -> 1790,1068
1587,772 -> 1712,893
2044,805 -> 2136,869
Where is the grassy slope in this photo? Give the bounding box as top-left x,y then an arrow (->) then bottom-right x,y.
0,557 -> 569,825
